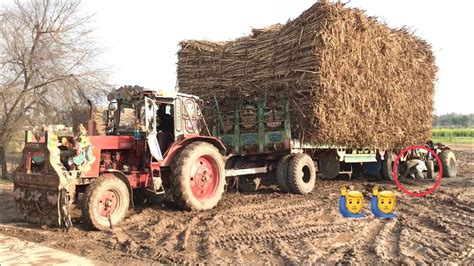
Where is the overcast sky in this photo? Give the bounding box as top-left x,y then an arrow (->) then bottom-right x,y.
83,0 -> 473,115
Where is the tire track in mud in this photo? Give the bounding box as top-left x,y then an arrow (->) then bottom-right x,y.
214,220 -> 356,249
204,189 -> 346,263
395,191 -> 474,263
219,198 -> 321,218
214,189 -> 380,264
109,208 -> 204,263
401,194 -> 474,234
176,212 -> 221,263
373,219 -> 401,263
268,239 -> 301,265
316,218 -> 382,263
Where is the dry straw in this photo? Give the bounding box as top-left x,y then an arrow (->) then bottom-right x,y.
177,1 -> 436,148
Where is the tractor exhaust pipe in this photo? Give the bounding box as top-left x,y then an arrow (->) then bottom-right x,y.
87,99 -> 96,136
88,99 -> 94,120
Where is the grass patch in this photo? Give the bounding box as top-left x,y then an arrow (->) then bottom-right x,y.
432,128 -> 474,144
431,137 -> 474,144
432,128 -> 474,138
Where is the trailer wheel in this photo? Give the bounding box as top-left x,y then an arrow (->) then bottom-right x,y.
276,154 -> 292,193
238,177 -> 261,192
288,154 -> 316,194
381,151 -> 396,180
426,160 -> 435,179
351,163 -> 364,179
319,151 -> 340,179
440,150 -> 457,178
82,175 -> 130,230
172,141 -> 225,210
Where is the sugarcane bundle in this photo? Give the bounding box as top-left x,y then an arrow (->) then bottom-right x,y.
177,1 -> 436,148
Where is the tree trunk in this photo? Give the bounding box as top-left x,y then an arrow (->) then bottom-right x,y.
0,146 -> 7,179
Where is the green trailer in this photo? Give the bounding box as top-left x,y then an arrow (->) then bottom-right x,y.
212,95 -> 403,193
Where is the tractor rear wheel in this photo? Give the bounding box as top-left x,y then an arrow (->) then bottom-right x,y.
276,154 -> 292,193
172,142 -> 225,210
82,175 -> 130,230
440,150 -> 457,177
288,153 -> 316,194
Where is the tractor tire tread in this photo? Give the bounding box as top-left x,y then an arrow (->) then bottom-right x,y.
171,141 -> 225,211
82,175 -> 130,231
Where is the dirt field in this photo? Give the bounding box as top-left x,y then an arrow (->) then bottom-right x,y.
1,144 -> 473,264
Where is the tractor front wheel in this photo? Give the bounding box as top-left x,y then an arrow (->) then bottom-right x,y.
82,175 -> 130,230
172,142 -> 225,210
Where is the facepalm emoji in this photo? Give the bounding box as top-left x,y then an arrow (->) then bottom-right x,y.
371,186 -> 397,218
339,186 -> 365,218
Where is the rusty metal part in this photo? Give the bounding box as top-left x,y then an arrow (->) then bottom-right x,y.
12,129 -> 94,228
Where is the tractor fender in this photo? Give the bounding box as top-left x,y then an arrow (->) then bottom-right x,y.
161,136 -> 226,167
102,169 -> 135,208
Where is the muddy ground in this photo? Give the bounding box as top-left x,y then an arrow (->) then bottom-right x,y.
1,144 -> 473,264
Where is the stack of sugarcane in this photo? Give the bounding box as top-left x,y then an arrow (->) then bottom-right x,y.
177,1 -> 436,148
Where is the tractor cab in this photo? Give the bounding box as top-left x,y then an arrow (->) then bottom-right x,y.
104,86 -> 204,159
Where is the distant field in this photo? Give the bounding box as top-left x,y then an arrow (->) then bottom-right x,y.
432,128 -> 474,144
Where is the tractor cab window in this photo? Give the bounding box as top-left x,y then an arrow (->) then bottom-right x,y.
117,104 -> 136,133
157,103 -> 174,153
157,104 -> 174,133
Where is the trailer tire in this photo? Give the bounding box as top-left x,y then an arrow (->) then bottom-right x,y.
276,154 -> 292,193
172,141 -> 225,210
426,160 -> 435,179
381,151 -> 396,180
440,150 -> 457,178
351,163 -> 364,179
238,177 -> 261,192
82,175 -> 130,231
288,153 -> 316,194
318,151 -> 340,179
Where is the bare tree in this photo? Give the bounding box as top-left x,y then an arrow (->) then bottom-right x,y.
0,0 -> 109,146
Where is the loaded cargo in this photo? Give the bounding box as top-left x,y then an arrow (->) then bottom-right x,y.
177,1 -> 436,148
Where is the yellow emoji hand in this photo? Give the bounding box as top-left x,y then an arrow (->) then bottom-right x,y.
373,185 -> 379,196
341,186 -> 347,196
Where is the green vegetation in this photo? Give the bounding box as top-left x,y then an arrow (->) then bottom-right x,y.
432,128 -> 474,144
432,113 -> 474,128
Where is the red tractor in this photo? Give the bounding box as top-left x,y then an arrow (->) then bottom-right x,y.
12,86 -> 227,230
